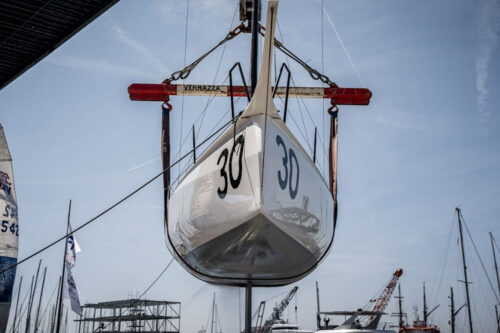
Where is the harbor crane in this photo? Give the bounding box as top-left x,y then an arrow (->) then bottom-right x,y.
257,286 -> 298,333
365,268 -> 403,329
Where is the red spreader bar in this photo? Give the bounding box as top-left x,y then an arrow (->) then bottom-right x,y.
128,83 -> 372,105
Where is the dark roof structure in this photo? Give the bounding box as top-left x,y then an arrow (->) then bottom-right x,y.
0,0 -> 119,90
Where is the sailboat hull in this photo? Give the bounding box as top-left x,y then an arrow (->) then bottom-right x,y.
167,118 -> 334,285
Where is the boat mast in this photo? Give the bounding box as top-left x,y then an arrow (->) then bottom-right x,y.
423,282 -> 428,324
12,276 -> 23,333
244,2 -> 260,329
26,260 -> 41,333
211,293 -> 216,333
316,281 -> 321,329
449,286 -> 465,333
250,0 -> 260,95
33,266 -> 47,333
456,207 -> 473,333
490,232 -> 500,333
56,200 -> 72,333
396,284 -> 404,329
450,287 -> 455,333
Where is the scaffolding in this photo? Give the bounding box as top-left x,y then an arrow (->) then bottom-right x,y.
75,299 -> 181,333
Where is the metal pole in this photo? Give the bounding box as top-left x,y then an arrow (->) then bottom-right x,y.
313,127 -> 317,163
316,281 -> 321,330
457,207 -> 473,333
52,277 -> 61,333
495,305 -> 499,333
450,287 -> 455,333
34,266 -> 47,332
245,284 -> 252,333
210,293 -> 216,333
250,0 -> 259,95
26,259 -> 42,333
490,232 -> 500,296
12,276 -> 23,333
423,282 -> 427,324
397,284 -> 403,329
24,276 -> 34,333
56,200 -> 72,333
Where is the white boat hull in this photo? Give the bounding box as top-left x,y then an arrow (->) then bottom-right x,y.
164,1 -> 336,285
167,116 -> 334,285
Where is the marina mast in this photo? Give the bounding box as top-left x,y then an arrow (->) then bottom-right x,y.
450,287 -> 455,333
449,287 -> 465,333
246,1 -> 261,331
396,284 -> 404,329
423,283 -> 428,324
55,200 -> 72,333
456,207 -> 474,333
490,232 -> 500,333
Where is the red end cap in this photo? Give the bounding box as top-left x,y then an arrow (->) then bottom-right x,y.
325,87 -> 372,105
128,83 -> 177,101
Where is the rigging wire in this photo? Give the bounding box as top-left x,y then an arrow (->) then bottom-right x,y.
275,22 -> 314,157
93,257 -> 175,333
321,0 -> 326,178
0,115 -> 240,277
460,212 -> 500,303
465,242 -> 489,332
178,0 -> 190,179
37,280 -> 60,329
429,213 -> 456,307
8,281 -> 32,333
276,20 -> 328,179
196,3 -> 239,140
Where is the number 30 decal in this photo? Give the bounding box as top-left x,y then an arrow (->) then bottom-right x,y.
217,135 -> 245,199
276,134 -> 299,199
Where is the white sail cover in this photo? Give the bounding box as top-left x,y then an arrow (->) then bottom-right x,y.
166,1 -> 335,286
0,124 -> 18,332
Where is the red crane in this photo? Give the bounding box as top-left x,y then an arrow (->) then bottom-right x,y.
366,268 -> 404,329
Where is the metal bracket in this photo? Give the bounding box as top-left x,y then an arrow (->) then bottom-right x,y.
273,63 -> 291,122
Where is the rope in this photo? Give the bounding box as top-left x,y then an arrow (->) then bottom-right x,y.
0,115 -> 239,277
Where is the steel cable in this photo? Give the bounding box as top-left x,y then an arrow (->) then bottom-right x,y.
0,115 -> 239,277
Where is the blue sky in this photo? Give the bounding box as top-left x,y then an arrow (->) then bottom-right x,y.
1,0 -> 500,332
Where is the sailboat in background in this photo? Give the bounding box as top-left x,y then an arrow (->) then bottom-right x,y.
0,124 -> 19,333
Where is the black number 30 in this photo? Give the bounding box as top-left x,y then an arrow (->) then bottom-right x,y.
276,134 -> 299,199
217,135 -> 245,199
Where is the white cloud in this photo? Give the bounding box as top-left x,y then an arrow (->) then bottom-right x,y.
475,0 -> 500,119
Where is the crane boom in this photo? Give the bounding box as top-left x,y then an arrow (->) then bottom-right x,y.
260,287 -> 298,333
366,268 -> 403,329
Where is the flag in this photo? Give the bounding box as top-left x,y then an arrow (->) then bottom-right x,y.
63,267 -> 82,316
65,227 -> 80,268
63,228 -> 82,316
